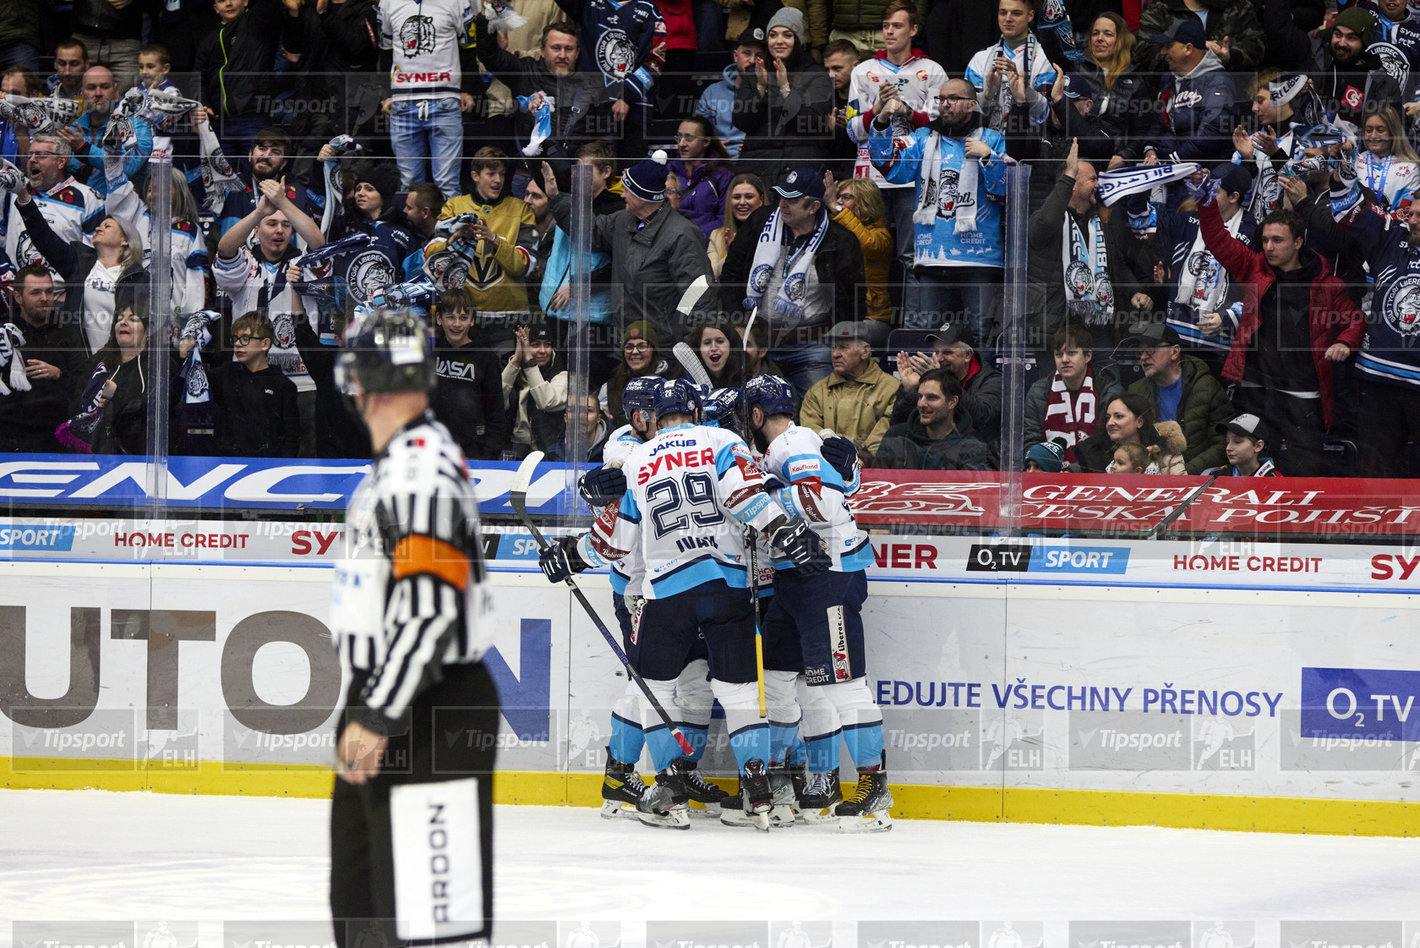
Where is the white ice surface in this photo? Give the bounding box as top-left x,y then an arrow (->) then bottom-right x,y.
3,789 -> 1419,947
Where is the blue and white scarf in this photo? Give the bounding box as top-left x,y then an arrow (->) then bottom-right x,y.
517,94 -> 554,156
1097,162 -> 1199,206
744,207 -> 830,327
1063,214 -> 1112,326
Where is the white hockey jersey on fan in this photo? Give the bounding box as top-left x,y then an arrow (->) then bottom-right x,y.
378,0 -> 476,103
760,424 -> 872,573
577,422 -> 784,599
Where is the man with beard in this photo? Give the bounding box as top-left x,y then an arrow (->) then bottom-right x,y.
217,128 -> 323,243
1309,7 -> 1398,124
869,77 -> 1007,344
1,133 -> 102,278
0,264 -> 85,452
875,366 -> 995,469
475,17 -> 593,163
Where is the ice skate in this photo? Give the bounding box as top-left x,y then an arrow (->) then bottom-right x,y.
835,755 -> 892,833
722,759 -> 772,831
797,770 -> 842,824
600,752 -> 654,820
674,757 -> 729,818
636,767 -> 690,830
767,764 -> 797,827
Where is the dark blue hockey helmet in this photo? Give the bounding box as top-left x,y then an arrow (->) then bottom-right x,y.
653,377 -> 702,419
703,387 -> 742,429
622,375 -> 661,416
743,374 -> 795,419
335,308 -> 435,396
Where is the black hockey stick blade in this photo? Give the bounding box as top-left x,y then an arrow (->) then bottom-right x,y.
1147,472 -> 1220,540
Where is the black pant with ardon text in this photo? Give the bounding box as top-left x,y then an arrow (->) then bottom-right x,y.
331,662 -> 500,947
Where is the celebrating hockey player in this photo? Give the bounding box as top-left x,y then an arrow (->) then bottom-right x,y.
327,309 -> 499,944
540,378 -> 828,830
743,374 -> 892,832
577,376 -> 731,821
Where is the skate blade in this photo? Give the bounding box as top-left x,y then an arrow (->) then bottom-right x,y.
768,804 -> 796,827
687,800 -> 723,818
751,810 -> 771,832
796,806 -> 840,825
600,800 -> 641,820
837,810 -> 893,833
637,806 -> 691,830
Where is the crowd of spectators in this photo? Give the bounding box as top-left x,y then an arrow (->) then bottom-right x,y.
0,0 -> 1416,479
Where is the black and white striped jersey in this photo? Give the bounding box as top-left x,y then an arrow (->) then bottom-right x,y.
331,411 -> 492,731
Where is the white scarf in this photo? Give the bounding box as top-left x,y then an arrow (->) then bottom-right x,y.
1176,208 -> 1243,314
914,129 -> 983,234
1062,213 -> 1112,325
744,207 -> 830,327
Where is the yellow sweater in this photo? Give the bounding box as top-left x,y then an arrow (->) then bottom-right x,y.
833,207 -> 892,323
435,191 -> 537,317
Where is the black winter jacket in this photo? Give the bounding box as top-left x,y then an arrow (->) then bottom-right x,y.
195,0 -> 304,119
719,204 -> 866,335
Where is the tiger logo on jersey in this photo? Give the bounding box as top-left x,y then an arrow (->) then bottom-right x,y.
595,29 -> 635,78
1379,273 -> 1420,336
347,250 -> 395,303
399,15 -> 437,57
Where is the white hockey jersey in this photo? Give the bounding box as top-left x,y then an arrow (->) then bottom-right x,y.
845,52 -> 946,188
760,424 -> 872,573
602,423 -> 645,598
3,178 -> 101,278
379,0 -> 477,103
577,422 -> 783,599
213,247 -> 314,393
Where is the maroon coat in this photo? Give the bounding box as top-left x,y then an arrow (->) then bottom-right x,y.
1198,198 -> 1365,431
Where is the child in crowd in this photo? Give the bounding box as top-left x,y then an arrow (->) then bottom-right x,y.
430,288 -> 506,461
208,311 -> 300,458
127,45 -> 185,140
1205,414 -> 1280,477
1025,440 -> 1065,473
1110,443 -> 1152,474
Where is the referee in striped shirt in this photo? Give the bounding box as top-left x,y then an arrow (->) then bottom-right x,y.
328,308 -> 499,947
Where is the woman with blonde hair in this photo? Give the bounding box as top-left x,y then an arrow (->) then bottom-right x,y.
1078,12 -> 1153,169
830,177 -> 893,329
1358,106 -> 1420,211
708,173 -> 768,276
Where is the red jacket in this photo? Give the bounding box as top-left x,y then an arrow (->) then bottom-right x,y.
1198,198 -> 1365,431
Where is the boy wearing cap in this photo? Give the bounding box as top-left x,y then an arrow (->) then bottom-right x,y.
799,320 -> 902,457
720,165 -> 866,395
1205,413 -> 1279,477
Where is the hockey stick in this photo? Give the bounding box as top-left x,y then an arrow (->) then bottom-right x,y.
672,342 -> 712,390
510,451 -> 695,756
1147,473 -> 1220,540
740,304 -> 767,718
674,274 -> 711,323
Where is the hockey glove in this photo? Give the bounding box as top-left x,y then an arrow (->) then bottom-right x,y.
764,516 -> 829,575
539,535 -> 589,583
820,434 -> 861,485
578,465 -> 627,507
